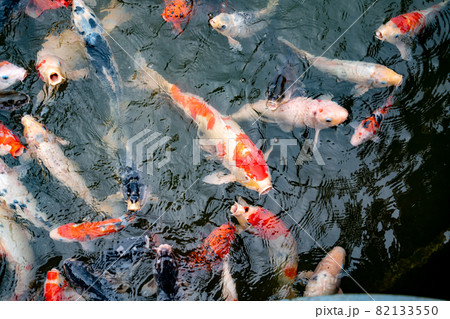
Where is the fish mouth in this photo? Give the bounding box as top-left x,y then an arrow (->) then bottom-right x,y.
375,31 -> 383,40
127,200 -> 141,212
230,203 -> 240,215
48,72 -> 64,86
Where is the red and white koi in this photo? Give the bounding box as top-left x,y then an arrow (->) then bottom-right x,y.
230,199 -> 298,299
0,61 -> 27,91
302,246 -> 346,297
44,268 -> 85,301
0,122 -> 25,158
376,1 -> 449,60
231,96 -> 348,148
132,54 -> 272,195
279,37 -> 403,97
50,214 -> 134,244
0,199 -> 35,300
0,158 -> 51,230
350,96 -> 393,146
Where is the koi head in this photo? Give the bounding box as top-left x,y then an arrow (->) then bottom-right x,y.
21,115 -> 48,142
266,74 -> 288,111
233,133 -> 272,195
0,61 -> 27,91
36,55 -> 65,87
372,67 -> 403,88
44,269 -> 68,301
154,244 -> 178,295
209,13 -> 235,36
375,21 -> 403,44
312,100 -> 348,130
230,202 -> 255,230
350,116 -> 379,146
8,141 -> 25,158
121,167 -> 145,212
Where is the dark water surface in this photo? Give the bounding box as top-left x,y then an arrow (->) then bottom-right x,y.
0,0 -> 449,300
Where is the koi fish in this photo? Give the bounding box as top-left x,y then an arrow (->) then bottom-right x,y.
350,96 -> 393,146
231,96 -> 348,148
101,0 -> 132,34
63,258 -> 125,301
0,91 -> 30,111
376,1 -> 449,60
120,167 -> 147,212
162,0 -> 193,35
302,246 -> 346,297
50,214 -> 134,244
0,158 -> 52,230
0,199 -> 35,300
36,29 -> 89,104
266,57 -> 300,111
72,0 -> 123,107
186,222 -> 236,269
131,54 -> 272,195
0,122 -> 25,158
278,37 -> 403,97
25,0 -> 72,19
21,115 -> 102,212
209,0 -> 279,51
44,268 -> 85,301
0,61 -> 27,92
154,244 -> 180,300
230,199 -> 298,299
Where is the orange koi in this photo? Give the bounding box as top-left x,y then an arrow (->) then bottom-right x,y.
0,122 -> 25,158
186,222 -> 235,270
132,55 -> 272,195
50,214 -> 134,243
162,0 -> 193,35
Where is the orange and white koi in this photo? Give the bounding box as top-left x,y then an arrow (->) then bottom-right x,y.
44,268 -> 85,301
231,96 -> 348,148
376,1 -> 448,60
25,0 -> 72,19
21,115 -> 102,212
0,199 -> 35,300
302,246 -> 346,297
0,122 -> 25,158
50,214 -> 134,244
279,37 -> 403,97
350,96 -> 393,146
132,54 -> 272,195
230,199 -> 298,299
0,158 -> 51,230
162,0 -> 193,35
186,222 -> 236,270
0,61 -> 27,91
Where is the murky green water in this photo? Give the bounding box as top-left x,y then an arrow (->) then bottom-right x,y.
1,0 -> 449,300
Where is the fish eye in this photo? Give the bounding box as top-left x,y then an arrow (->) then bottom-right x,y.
244,207 -> 249,212
381,81 -> 387,85
221,25 -> 226,30
325,118 -> 332,123
1,75 -> 8,80
395,34 -> 400,38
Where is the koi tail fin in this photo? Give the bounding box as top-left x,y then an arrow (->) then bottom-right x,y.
278,37 -> 314,64
130,53 -> 173,93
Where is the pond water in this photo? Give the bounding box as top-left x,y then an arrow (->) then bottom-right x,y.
0,0 -> 449,300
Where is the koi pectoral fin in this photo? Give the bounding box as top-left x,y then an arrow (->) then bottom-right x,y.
227,37 -> 243,51
396,41 -> 412,61
352,84 -> 370,97
203,172 -> 236,185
